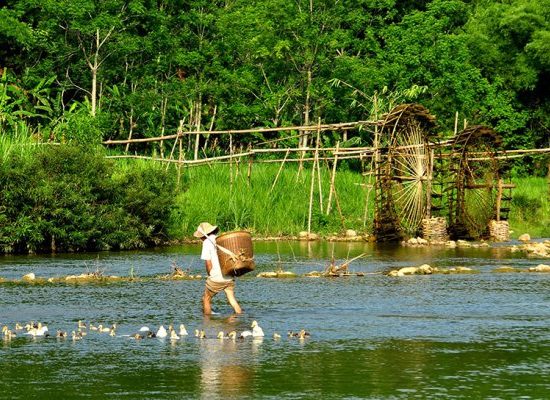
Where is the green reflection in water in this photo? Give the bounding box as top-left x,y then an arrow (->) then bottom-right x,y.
1,337 -> 548,399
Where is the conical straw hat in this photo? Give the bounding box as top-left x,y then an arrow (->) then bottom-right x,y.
193,222 -> 218,238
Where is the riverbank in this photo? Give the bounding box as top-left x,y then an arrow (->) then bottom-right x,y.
1,143 -> 548,255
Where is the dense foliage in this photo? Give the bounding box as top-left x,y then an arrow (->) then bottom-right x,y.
0,145 -> 176,253
0,0 -> 548,169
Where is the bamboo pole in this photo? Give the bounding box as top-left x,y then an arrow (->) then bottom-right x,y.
125,108 -> 134,153
229,134 -> 233,189
316,119 -> 323,213
203,104 -> 217,152
454,111 -> 458,135
103,121 -> 375,145
307,123 -> 320,237
247,152 -> 253,186
326,141 -> 339,215
270,149 -> 290,193
193,101 -> 201,160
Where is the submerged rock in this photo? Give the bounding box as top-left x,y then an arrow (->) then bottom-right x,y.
257,270 -> 297,278
492,266 -> 522,273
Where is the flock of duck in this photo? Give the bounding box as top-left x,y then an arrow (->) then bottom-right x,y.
2,320 -> 311,342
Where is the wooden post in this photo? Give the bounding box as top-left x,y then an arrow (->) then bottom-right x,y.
426,148 -> 434,218
326,141 -> 339,215
496,178 -> 503,221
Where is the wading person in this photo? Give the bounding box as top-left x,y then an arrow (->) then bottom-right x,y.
194,222 -> 242,315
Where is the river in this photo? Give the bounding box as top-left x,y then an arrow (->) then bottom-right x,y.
1,241 -> 549,399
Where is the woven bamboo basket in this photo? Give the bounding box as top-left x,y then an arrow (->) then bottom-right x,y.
216,231 -> 255,277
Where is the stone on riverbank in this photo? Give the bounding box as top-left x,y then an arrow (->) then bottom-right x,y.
529,264 -> 550,272
387,264 -> 434,277
22,272 -> 36,281
298,231 -> 319,241
518,233 -> 531,242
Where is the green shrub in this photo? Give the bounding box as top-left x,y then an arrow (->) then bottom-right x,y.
0,145 -> 176,253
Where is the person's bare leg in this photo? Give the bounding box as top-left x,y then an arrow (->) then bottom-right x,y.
224,286 -> 242,314
202,288 -> 214,315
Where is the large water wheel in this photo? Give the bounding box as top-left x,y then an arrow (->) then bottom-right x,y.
374,104 -> 437,241
447,125 -> 510,239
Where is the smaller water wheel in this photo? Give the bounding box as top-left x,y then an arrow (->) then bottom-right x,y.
374,104 -> 437,240
447,126 -> 510,239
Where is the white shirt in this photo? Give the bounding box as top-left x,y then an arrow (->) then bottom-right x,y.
201,234 -> 232,283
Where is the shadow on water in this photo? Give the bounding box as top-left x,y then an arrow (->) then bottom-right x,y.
1,241 -> 549,398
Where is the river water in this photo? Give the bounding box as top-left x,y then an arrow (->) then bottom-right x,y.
0,241 -> 549,399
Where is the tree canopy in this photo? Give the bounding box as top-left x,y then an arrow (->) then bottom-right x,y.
1,0 -> 548,172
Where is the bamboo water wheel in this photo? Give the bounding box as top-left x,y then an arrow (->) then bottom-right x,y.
374,104 -> 437,241
447,126 -> 512,239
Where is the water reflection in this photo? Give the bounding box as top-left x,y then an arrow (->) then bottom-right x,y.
198,316 -> 261,398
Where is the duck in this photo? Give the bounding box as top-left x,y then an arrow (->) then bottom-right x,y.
217,331 -> 226,340
170,330 -> 180,340
132,333 -> 144,340
56,330 -> 67,338
239,330 -> 252,339
273,332 -> 281,340
178,324 -> 188,336
156,325 -> 167,338
194,329 -> 200,337
109,327 -> 116,337
77,329 -> 87,337
288,329 -> 310,339
198,330 -> 207,339
77,320 -> 87,329
98,324 -> 111,333
89,323 -> 98,331
4,330 -> 15,340
1,326 -> 8,335
146,331 -> 156,338
27,324 -> 49,337
227,331 -> 237,340
15,323 -> 23,331
251,320 -> 264,337
71,331 -> 83,341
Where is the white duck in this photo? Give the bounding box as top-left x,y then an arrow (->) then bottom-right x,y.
178,324 -> 188,336
170,330 -> 180,340
156,325 -> 167,338
251,320 -> 264,337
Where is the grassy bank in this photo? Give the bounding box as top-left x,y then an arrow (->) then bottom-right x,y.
168,161 -> 374,238
168,163 -> 550,240
509,176 -> 550,239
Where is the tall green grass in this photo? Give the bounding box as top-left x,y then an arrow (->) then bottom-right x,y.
168,161 -> 374,238
509,176 -> 550,238
0,122 -> 39,163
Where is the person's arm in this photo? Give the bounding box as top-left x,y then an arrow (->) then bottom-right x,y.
204,259 -> 213,276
